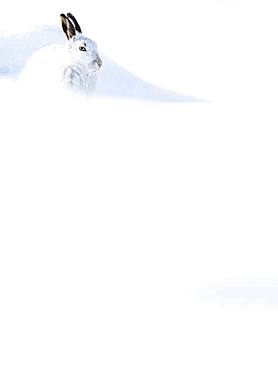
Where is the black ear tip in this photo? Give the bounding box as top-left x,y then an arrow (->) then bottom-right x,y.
60,13 -> 66,18
65,12 -> 82,34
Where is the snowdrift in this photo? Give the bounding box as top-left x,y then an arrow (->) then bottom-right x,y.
0,26 -> 197,102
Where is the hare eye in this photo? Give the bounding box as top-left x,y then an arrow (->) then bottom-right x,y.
79,46 -> 86,51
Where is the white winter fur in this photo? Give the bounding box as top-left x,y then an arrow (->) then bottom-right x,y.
19,14 -> 102,93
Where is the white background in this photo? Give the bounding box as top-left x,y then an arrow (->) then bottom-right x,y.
1,1 -> 278,369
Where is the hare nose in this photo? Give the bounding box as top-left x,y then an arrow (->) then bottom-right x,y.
95,57 -> 102,68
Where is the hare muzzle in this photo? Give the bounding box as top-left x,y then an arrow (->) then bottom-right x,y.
88,57 -> 102,71
96,57 -> 102,68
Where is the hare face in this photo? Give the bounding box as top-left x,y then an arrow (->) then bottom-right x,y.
68,37 -> 102,73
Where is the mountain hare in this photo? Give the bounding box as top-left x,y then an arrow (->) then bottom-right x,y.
20,13 -> 102,93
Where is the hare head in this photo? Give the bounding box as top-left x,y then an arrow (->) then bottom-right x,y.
60,13 -> 102,74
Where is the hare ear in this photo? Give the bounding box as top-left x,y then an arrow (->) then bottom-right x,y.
67,13 -> 82,34
60,13 -> 76,39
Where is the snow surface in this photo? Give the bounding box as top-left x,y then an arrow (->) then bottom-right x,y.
0,27 -> 198,102
1,2 -> 278,370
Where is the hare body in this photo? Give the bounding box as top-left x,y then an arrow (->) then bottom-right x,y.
19,13 -> 102,93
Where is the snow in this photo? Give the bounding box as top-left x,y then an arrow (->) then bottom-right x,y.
0,27 -> 197,102
1,1 -> 278,370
